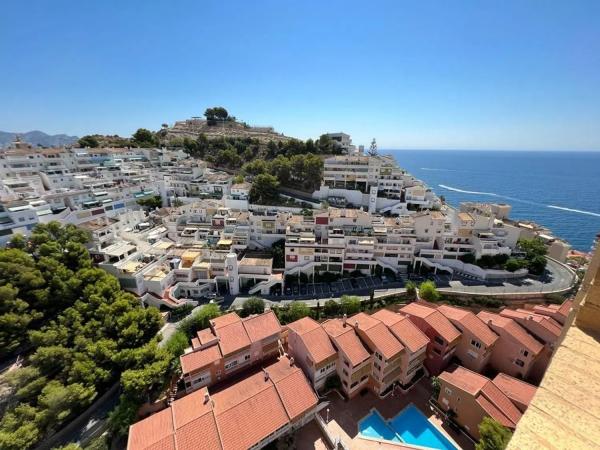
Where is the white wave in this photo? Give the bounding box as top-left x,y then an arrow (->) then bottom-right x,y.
438,184 -> 498,196
421,167 -> 451,171
548,205 -> 600,218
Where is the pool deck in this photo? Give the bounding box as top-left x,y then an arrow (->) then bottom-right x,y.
296,378 -> 474,450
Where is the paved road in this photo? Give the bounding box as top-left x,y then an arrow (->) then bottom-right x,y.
230,257 -> 576,309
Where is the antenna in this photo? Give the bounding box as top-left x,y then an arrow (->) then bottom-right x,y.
368,138 -> 377,156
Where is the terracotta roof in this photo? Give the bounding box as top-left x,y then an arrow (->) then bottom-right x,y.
287,317 -> 337,365
477,311 -> 544,355
351,313 -> 404,360
128,357 -> 317,450
493,373 -> 537,409
216,321 -> 251,356
511,309 -> 563,337
480,380 -> 522,425
196,328 -> 217,345
476,395 -> 516,428
286,316 -> 321,335
400,302 -> 461,343
242,310 -> 281,343
557,299 -> 573,316
371,308 -> 403,327
322,319 -> 371,367
210,312 -> 241,329
439,365 -> 488,396
180,344 -> 222,375
388,316 -> 430,353
438,305 -> 499,347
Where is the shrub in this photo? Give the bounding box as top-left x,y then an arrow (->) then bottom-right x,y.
324,300 -> 340,317
419,280 -> 440,302
405,281 -> 417,299
340,295 -> 361,315
476,417 -> 512,450
240,297 -> 265,318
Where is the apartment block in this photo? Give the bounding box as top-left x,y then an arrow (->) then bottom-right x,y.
400,302 -> 461,376
438,304 -> 499,373
437,365 -> 526,440
180,311 -> 282,392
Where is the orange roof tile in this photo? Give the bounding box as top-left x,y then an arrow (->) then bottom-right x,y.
301,327 -> 337,364
371,308 -> 403,327
476,395 -> 516,428
492,373 -> 537,409
127,408 -> 174,450
477,311 -> 544,355
171,387 -> 213,428
286,316 -> 321,335
176,413 -> 222,450
180,345 -> 222,375
322,319 -> 371,366
438,305 -> 498,347
480,380 -> 522,425
196,328 -> 217,345
439,365 -> 488,396
242,310 -> 281,343
400,303 -> 461,343
352,313 -> 404,360
210,312 -> 241,329
510,309 -> 562,337
274,368 -> 319,421
388,316 -> 430,353
216,321 -> 251,356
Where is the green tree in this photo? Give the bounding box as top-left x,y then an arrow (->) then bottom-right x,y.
340,295 -> 361,315
323,299 -> 340,317
476,417 -> 513,450
233,174 -> 244,184
250,174 -> 280,204
504,258 -> 524,272
518,238 -> 547,258
78,135 -> 99,148
419,280 -> 440,302
241,297 -> 265,317
405,281 -> 417,299
431,376 -> 441,398
136,195 -> 162,210
131,128 -> 157,147
271,239 -> 285,269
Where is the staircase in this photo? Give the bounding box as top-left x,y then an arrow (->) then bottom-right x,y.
248,275 -> 283,295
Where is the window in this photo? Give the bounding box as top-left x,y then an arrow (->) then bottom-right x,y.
244,354 -> 251,361
433,348 -> 442,356
434,336 -> 444,346
521,349 -> 529,357
344,359 -> 350,368
471,339 -> 481,349
515,359 -> 525,367
343,369 -> 349,377
445,387 -> 452,395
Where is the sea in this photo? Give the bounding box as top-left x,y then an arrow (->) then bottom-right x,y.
383,150 -> 600,252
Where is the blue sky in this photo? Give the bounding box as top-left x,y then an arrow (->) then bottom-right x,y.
1,0 -> 599,150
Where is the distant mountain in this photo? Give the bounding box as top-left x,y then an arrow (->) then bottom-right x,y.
0,130 -> 79,148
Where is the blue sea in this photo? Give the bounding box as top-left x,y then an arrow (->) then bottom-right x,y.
384,150 -> 600,251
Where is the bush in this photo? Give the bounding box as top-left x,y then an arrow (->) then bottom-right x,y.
323,300 -> 340,317
340,295 -> 361,315
419,281 -> 440,302
405,281 -> 417,299
169,303 -> 195,321
476,417 -> 512,450
178,304 -> 221,337
528,255 -> 547,275
240,297 -> 265,318
504,258 -> 524,272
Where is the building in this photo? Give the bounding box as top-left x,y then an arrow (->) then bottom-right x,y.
492,373 -> 537,413
370,308 -> 430,386
285,316 -> 338,391
437,365 -> 525,440
127,356 -> 319,450
180,311 -> 282,392
438,304 -> 499,373
477,311 -> 544,382
399,302 -> 461,375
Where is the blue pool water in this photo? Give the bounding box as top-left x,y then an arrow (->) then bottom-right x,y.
358,405 -> 457,450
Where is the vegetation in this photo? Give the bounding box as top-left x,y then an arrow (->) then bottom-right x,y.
339,295 -> 361,315
249,174 -> 280,204
136,195 -> 163,210
240,297 -> 265,318
244,153 -> 323,192
418,280 -> 440,302
324,374 -> 341,391
271,239 -> 285,269
323,299 -> 340,317
131,128 -> 158,147
476,417 -> 513,450
0,223 -> 167,450
272,302 -> 310,324
405,281 -> 417,299
431,376 -> 441,398
77,135 -> 99,148
517,238 -> 548,275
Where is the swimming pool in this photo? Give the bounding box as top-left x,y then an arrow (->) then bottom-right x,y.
358,404 -> 458,450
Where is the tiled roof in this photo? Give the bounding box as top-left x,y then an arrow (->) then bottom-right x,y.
210,312 -> 241,329
180,344 -> 222,374
216,321 -> 251,356
371,308 -> 403,327
196,328 -> 216,345
286,316 -> 321,335
477,311 -> 544,355
480,380 -> 522,425
439,365 -> 488,396
388,316 -> 430,353
510,309 -> 562,337
242,310 -> 281,343
438,305 -> 498,347
493,373 -> 537,409
476,395 -> 516,428
352,313 -> 404,360
128,357 -> 317,450
322,319 -> 371,367
557,299 -> 573,316
301,327 -> 337,364
401,302 -> 461,343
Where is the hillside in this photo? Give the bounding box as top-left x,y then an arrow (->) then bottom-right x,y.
0,130 -> 78,148
165,117 -> 293,144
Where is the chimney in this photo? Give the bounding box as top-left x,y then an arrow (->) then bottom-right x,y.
527,315 -> 533,321
263,368 -> 269,381
354,321 -> 359,329
487,319 -> 493,325
289,356 -> 295,366
343,314 -> 347,327
203,391 -> 210,404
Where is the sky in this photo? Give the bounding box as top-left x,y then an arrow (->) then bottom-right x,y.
1,0 -> 599,150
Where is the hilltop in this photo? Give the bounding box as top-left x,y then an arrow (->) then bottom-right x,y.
164,117 -> 293,144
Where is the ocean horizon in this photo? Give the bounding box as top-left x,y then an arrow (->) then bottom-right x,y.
382,149 -> 600,252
